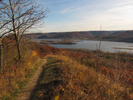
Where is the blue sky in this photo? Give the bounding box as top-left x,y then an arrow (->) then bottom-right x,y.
33,0 -> 133,33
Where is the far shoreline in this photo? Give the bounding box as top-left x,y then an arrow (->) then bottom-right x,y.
33,38 -> 133,44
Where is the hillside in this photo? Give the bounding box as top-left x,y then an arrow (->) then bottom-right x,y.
23,33 -> 45,39
37,31 -> 112,39
29,50 -> 133,100
24,31 -> 112,39
119,37 -> 133,42
24,30 -> 133,43
102,31 -> 133,42
111,31 -> 133,37
1,35 -> 133,100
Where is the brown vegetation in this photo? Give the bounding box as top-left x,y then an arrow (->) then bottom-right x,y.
1,35 -> 133,100
0,37 -> 43,99
40,40 -> 77,44
31,54 -> 133,100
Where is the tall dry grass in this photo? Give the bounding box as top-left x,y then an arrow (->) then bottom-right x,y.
55,55 -> 132,100
0,40 -> 43,99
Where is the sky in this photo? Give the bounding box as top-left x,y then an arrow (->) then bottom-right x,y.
33,0 -> 133,33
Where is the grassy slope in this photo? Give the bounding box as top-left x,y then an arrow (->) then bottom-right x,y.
0,37 -> 44,100
1,35 -> 133,100
31,55 -> 132,100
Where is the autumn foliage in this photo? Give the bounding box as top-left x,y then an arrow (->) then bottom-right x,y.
32,43 -> 133,86
1,37 -> 133,100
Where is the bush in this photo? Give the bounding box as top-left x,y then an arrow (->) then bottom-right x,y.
80,58 -> 96,68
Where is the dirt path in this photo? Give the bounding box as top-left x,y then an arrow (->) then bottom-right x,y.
17,59 -> 47,100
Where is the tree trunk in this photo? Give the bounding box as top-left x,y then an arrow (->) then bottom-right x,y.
17,41 -> 21,60
9,0 -> 21,60
14,34 -> 21,60
0,37 -> 3,70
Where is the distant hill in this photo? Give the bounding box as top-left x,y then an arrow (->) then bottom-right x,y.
23,33 -> 46,39
102,31 -> 133,42
50,32 -> 93,38
90,31 -> 111,35
112,31 -> 133,38
119,37 -> 133,42
36,31 -> 111,39
24,30 -> 133,43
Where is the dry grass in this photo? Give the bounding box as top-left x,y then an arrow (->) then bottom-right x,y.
56,55 -> 131,100
0,41 -> 43,100
0,57 -> 43,100
32,54 -> 132,100
1,36 -> 133,100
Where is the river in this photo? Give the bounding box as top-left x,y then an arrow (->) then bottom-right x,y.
33,39 -> 133,53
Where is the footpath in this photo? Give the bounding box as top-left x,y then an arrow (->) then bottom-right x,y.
17,59 -> 47,100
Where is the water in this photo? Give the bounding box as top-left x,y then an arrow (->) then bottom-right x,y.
33,39 -> 133,53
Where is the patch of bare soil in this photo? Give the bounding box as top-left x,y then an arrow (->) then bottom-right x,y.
17,59 -> 47,100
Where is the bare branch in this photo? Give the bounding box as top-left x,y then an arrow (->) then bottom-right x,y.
0,0 -> 49,60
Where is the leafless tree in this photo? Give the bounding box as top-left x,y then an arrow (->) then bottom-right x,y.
0,0 -> 49,70
96,25 -> 102,72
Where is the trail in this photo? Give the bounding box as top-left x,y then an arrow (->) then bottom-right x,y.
17,59 -> 47,100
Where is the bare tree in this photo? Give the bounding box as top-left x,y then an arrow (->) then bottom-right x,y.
0,0 -> 16,70
0,0 -> 48,60
0,0 -> 11,70
96,25 -> 102,72
0,0 -> 49,70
